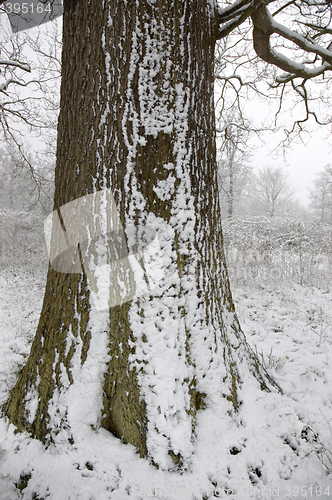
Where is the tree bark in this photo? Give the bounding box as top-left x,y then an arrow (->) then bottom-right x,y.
3,0 -> 280,471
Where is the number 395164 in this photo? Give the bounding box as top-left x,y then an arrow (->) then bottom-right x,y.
4,2 -> 52,14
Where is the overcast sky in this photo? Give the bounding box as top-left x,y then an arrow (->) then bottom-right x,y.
250,125 -> 332,208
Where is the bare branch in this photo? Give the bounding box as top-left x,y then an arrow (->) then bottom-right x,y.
218,0 -> 264,39
0,78 -> 28,94
0,59 -> 31,72
272,0 -> 297,17
251,5 -> 332,81
218,0 -> 254,20
298,22 -> 332,37
215,74 -> 243,85
272,17 -> 332,63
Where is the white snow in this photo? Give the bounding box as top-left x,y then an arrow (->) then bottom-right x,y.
1,236 -> 331,498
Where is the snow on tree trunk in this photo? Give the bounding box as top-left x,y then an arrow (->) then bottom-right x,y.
3,0 -> 280,470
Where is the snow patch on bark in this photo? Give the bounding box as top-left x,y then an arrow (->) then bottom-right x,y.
24,377 -> 40,426
119,3 -> 201,468
47,301 -> 110,443
117,1 -> 233,468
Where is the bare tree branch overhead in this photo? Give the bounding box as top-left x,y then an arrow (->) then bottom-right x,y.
1,0 -> 331,144
213,0 -> 332,141
217,0 -> 332,81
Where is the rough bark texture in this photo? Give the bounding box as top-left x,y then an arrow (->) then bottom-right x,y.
3,0 -> 280,470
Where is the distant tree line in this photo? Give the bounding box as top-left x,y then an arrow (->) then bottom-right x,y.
309,165 -> 332,224
218,142 -> 332,223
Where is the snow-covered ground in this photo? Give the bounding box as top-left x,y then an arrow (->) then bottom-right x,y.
0,219 -> 331,499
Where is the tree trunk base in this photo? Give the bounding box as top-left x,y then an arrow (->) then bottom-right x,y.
0,376 -> 329,499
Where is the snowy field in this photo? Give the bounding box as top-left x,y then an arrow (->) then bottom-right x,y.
0,212 -> 331,499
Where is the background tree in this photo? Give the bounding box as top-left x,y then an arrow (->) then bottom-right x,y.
0,15 -> 61,138
2,0 -> 332,490
247,165 -> 296,218
0,11 -> 60,211
0,144 -> 55,212
217,111 -> 253,218
309,164 -> 332,223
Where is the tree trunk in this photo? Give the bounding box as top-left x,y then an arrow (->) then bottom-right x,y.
3,0 -> 280,470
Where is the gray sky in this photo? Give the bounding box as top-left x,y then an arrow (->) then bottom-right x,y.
251,130 -> 331,208
248,114 -> 332,208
